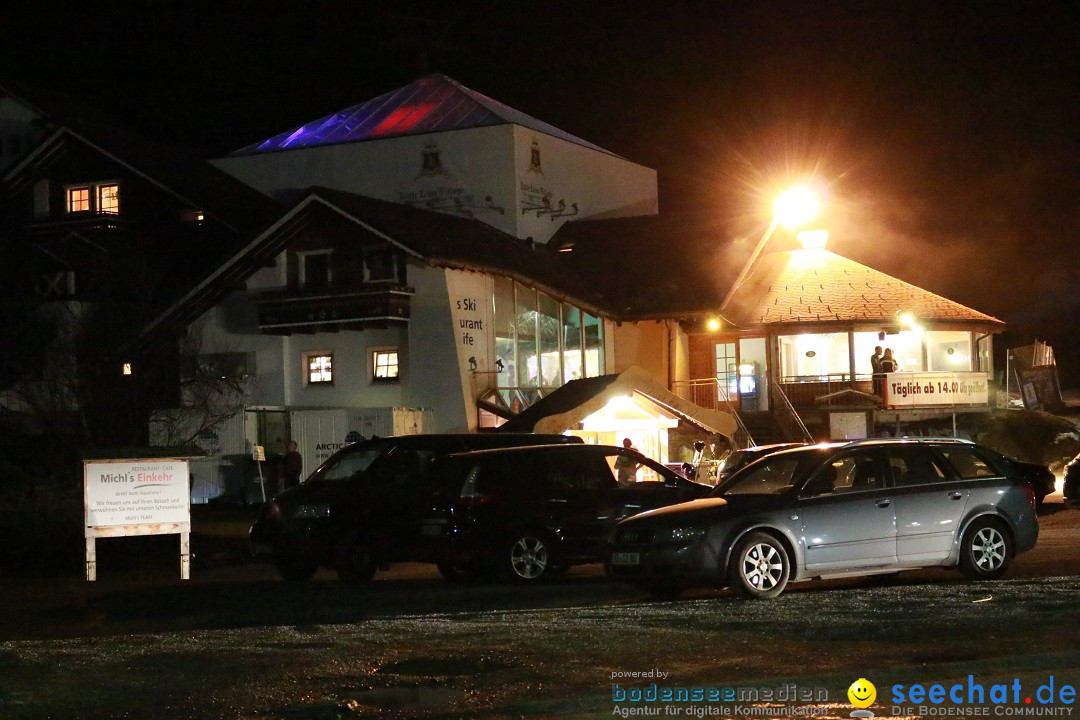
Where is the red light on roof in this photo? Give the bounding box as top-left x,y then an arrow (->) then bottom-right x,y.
371,101 -> 436,136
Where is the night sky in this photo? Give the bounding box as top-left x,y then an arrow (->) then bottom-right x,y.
3,2 -> 1079,371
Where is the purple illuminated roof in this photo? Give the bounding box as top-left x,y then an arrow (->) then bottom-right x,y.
232,74 -> 617,156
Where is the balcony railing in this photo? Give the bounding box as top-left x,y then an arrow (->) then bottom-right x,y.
255,283 -> 414,334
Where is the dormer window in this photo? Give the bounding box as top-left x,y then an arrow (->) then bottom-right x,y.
67,186 -> 90,213
66,182 -> 120,215
97,184 -> 119,214
299,250 -> 331,289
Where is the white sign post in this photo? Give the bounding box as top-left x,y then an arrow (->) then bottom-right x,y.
83,459 -> 192,581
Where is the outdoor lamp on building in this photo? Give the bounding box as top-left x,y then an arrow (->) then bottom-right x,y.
722,183 -> 822,308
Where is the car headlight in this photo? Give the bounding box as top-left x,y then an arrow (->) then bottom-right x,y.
658,526 -> 707,544
292,503 -> 331,519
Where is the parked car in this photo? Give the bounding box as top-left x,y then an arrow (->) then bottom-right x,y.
1065,453 -> 1080,505
607,438 -> 1039,599
418,444 -> 712,582
249,433 -> 581,581
995,455 -> 1055,504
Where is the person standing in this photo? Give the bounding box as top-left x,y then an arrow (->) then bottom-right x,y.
870,346 -> 884,396
614,438 -> 640,487
281,441 -> 303,491
881,348 -> 898,373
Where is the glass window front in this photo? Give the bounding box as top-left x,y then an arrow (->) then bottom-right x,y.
927,331 -> 972,371
494,276 -> 515,387
562,305 -> 583,383
584,312 -> 604,377
537,291 -> 562,387
491,279 -> 604,389
778,333 -> 851,379
888,331 -> 925,372
515,285 -> 538,387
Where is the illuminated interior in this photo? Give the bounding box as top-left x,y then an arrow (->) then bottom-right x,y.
572,393 -> 679,470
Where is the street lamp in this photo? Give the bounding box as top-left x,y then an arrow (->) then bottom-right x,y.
722,184 -> 820,308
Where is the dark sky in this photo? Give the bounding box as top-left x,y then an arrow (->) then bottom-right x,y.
3,2 -> 1079,354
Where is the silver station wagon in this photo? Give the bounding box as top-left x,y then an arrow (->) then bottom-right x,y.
607,439 -> 1040,599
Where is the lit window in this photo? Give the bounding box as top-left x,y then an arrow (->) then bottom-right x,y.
122,363 -> 133,376
306,354 -> 333,384
373,350 -> 399,381
67,187 -> 90,213
98,184 -> 119,214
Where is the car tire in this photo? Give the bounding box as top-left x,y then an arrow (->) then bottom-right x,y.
728,531 -> 790,600
273,546 -> 318,582
959,518 -> 1013,580
335,535 -> 378,583
504,531 -> 556,582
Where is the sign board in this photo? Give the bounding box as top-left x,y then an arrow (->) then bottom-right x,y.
83,459 -> 191,581
884,372 -> 989,409
252,445 -> 266,462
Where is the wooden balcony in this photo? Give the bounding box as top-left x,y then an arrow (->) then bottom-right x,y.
255,283 -> 414,334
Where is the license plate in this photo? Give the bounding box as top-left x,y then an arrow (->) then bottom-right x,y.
611,552 -> 640,566
420,524 -> 444,536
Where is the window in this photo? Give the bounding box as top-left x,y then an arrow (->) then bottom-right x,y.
884,448 -> 948,487
66,183 -> 120,214
67,186 -> 90,213
306,353 -> 333,384
300,251 -> 331,288
97,184 -> 119,214
940,448 -> 1000,479
373,349 -> 399,381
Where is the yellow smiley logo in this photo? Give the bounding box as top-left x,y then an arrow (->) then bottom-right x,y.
848,678 -> 877,708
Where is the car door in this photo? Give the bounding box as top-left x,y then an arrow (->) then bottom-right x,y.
541,453 -> 611,560
885,445 -> 971,565
796,449 -> 898,572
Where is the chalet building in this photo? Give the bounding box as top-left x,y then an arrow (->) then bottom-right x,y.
0,83 -> 279,443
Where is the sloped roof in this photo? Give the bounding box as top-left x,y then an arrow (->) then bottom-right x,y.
722,248 -> 1004,328
138,187 -> 614,345
232,74 -> 617,157
497,366 -> 737,437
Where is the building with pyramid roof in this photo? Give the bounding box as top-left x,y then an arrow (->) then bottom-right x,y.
213,74 -> 657,245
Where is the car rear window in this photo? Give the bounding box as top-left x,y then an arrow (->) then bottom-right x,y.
939,447 -> 1002,479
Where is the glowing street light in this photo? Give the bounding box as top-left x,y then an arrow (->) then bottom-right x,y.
722,183 -> 821,308
774,185 -> 820,231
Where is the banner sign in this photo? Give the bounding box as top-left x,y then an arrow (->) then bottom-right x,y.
884,372 -> 989,408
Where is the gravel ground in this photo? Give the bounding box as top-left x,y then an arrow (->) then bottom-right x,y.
0,505 -> 1076,719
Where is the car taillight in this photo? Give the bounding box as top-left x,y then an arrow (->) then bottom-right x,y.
1024,485 -> 1037,509
458,466 -> 491,506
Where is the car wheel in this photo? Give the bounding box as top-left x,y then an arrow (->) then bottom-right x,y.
729,531 -> 790,600
273,546 -> 318,582
335,535 -> 377,583
959,518 -> 1013,580
504,532 -> 556,582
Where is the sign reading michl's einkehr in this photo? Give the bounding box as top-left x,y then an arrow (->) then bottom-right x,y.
83,459 -> 191,581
